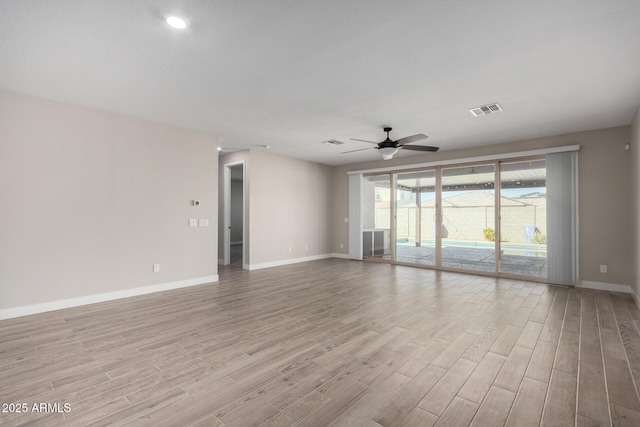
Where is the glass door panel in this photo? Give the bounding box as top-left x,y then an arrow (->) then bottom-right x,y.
441,165 -> 496,272
394,170 -> 436,266
499,160 -> 547,278
362,174 -> 391,261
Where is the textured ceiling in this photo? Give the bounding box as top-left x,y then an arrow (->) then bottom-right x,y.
1,0 -> 639,165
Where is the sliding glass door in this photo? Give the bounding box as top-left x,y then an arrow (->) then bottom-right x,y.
394,170 -> 436,266
499,160 -> 547,278
360,155 -> 553,281
440,164 -> 496,273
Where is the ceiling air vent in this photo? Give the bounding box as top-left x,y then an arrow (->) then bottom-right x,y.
322,139 -> 344,145
470,103 -> 503,117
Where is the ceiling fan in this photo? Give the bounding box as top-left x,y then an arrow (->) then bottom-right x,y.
341,127 -> 439,160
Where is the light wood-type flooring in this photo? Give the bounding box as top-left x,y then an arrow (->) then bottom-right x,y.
2,259 -> 640,426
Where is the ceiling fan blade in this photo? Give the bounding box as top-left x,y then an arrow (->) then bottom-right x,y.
395,134 -> 429,145
400,145 -> 439,152
349,138 -> 380,145
340,147 -> 377,154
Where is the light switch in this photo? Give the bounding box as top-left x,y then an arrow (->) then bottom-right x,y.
199,219 -> 209,227
189,219 -> 198,227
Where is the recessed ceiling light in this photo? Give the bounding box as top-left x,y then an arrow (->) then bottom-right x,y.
166,16 -> 188,29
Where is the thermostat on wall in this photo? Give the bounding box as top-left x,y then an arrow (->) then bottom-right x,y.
192,200 -> 200,206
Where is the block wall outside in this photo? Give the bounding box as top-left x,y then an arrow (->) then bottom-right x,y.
392,201 -> 546,243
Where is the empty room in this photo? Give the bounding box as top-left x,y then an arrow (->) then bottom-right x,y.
2,1 -> 640,426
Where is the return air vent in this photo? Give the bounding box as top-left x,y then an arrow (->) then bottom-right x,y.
470,103 -> 503,117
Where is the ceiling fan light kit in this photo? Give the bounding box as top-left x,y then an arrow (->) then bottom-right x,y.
379,147 -> 398,160
340,127 -> 439,160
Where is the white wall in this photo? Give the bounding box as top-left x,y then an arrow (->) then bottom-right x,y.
0,91 -> 218,314
218,149 -> 333,269
249,150 -> 333,265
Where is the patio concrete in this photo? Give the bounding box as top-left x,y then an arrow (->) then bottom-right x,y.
394,244 -> 546,278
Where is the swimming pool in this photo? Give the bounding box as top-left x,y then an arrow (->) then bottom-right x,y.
396,238 -> 546,256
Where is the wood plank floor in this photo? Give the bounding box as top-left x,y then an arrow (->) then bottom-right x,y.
2,259 -> 640,426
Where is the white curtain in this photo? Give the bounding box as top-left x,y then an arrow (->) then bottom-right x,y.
348,174 -> 363,260
546,151 -> 578,285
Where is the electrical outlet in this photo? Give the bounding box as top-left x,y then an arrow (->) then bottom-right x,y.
600,265 -> 607,273
340,243 -> 344,249
288,247 -> 292,253
153,264 -> 160,272
188,219 -> 198,227
199,219 -> 209,227
305,245 -> 308,251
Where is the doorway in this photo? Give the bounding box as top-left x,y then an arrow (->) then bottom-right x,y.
223,162 -> 245,268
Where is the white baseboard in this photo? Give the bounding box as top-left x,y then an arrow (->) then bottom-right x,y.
330,253 -> 350,259
577,280 -> 633,294
246,253 -> 354,270
0,275 -> 219,320
247,254 -> 340,271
